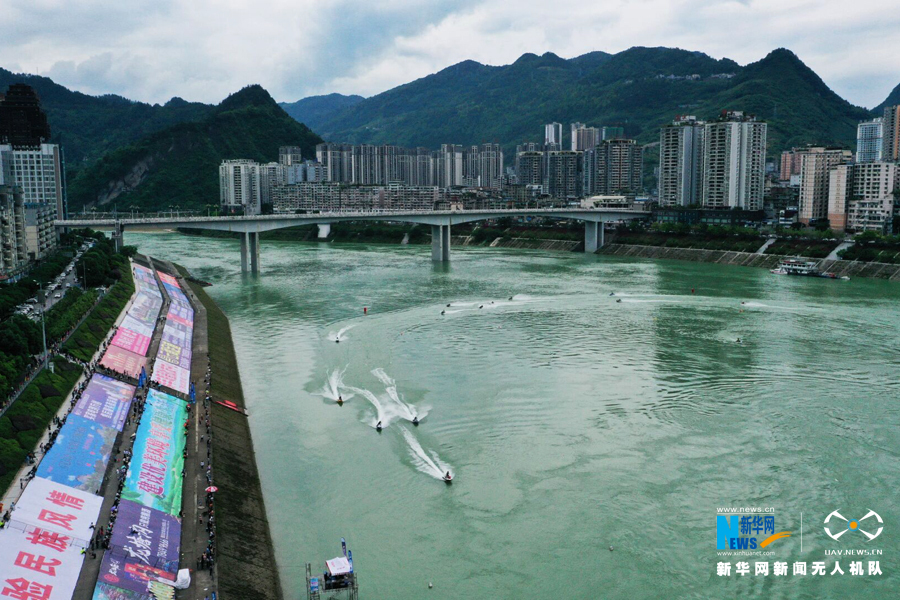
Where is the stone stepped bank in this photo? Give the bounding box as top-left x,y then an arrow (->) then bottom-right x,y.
597,244 -> 900,281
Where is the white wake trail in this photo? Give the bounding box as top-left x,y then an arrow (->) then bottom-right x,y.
345,385 -> 390,427
400,426 -> 451,480
317,368 -> 355,403
371,368 -> 422,421
328,323 -> 357,342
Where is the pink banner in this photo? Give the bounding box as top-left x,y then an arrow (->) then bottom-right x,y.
110,328 -> 152,357
150,361 -> 191,394
100,346 -> 147,379
156,272 -> 179,288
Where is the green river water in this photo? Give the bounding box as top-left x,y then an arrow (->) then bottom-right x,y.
131,232 -> 899,599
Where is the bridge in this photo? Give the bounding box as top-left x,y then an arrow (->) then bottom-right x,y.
56,208 -> 649,273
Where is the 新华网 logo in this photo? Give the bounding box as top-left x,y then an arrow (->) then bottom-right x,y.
824,510 -> 883,542
717,515 -> 791,550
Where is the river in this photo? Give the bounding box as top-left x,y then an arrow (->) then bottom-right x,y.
131,232 -> 899,599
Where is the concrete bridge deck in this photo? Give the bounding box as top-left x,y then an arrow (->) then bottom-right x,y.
57,208 -> 649,272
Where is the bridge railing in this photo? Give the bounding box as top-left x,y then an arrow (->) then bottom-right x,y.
60,206 -> 649,225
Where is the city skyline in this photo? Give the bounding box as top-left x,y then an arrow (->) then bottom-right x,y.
1,0 -> 898,108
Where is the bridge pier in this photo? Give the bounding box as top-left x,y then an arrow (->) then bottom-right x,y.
239,232 -> 260,274
431,224 -> 451,262
112,222 -> 125,253
240,232 -> 249,272
249,232 -> 260,275
317,223 -> 331,239
584,221 -> 605,253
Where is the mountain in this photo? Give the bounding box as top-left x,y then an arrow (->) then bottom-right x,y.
0,68 -> 213,166
873,83 -> 900,113
67,85 -> 322,212
279,93 -> 365,132
302,47 -> 872,153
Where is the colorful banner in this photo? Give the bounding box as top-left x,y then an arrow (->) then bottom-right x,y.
157,272 -> 179,288
97,552 -> 175,596
128,292 -> 163,325
118,315 -> 155,339
109,500 -> 180,574
150,361 -> 191,395
73,374 -> 135,431
13,476 -> 103,541
36,415 -> 117,493
92,582 -> 153,600
166,304 -> 193,328
161,328 -> 188,348
110,328 -> 152,357
155,340 -> 185,367
0,528 -> 86,600
122,390 -> 186,516
100,346 -> 147,379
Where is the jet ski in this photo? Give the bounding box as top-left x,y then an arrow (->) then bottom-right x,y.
443,472 -> 453,484
376,421 -> 383,432
412,416 -> 419,426
440,310 -> 445,316
616,299 -> 622,303
508,296 -> 513,301
337,396 -> 343,405
335,338 -> 340,343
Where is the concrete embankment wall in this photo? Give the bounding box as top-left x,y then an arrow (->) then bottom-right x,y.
178,266 -> 284,600
598,244 -> 900,281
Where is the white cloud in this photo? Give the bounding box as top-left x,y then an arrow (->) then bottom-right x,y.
0,0 -> 897,107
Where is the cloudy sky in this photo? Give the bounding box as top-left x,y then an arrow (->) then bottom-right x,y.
2,0 -> 897,108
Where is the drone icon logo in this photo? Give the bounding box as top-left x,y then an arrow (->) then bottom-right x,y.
824,509 -> 883,541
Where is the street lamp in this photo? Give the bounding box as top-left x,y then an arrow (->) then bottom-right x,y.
38,283 -> 50,373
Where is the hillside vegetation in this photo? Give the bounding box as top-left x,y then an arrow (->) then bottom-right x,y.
301,47 -> 874,154
67,86 -> 322,212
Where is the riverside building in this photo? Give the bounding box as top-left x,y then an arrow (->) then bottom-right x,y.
700,111 -> 767,211
797,147 -> 852,225
856,118 -> 884,163
658,116 -> 705,207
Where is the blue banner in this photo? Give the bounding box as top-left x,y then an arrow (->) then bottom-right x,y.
37,414 -> 118,493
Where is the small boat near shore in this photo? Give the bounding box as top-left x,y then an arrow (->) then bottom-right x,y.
771,259 -> 849,280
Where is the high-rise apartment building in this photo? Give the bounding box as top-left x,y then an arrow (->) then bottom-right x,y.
856,118 -> 883,163
0,84 -> 51,147
883,105 -> 900,162
797,147 -> 852,224
24,202 -> 56,260
515,152 -> 544,189
0,185 -> 27,277
779,149 -> 803,182
544,123 -> 562,146
278,146 -> 303,166
0,143 -> 66,219
826,164 -> 853,231
843,161 -> 898,232
0,85 -> 66,220
544,151 -> 581,199
582,140 -> 638,197
701,112 -> 767,211
571,124 -> 600,151
219,159 -> 261,214
658,116 -> 705,207
601,126 -> 624,141
583,139 -> 643,197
